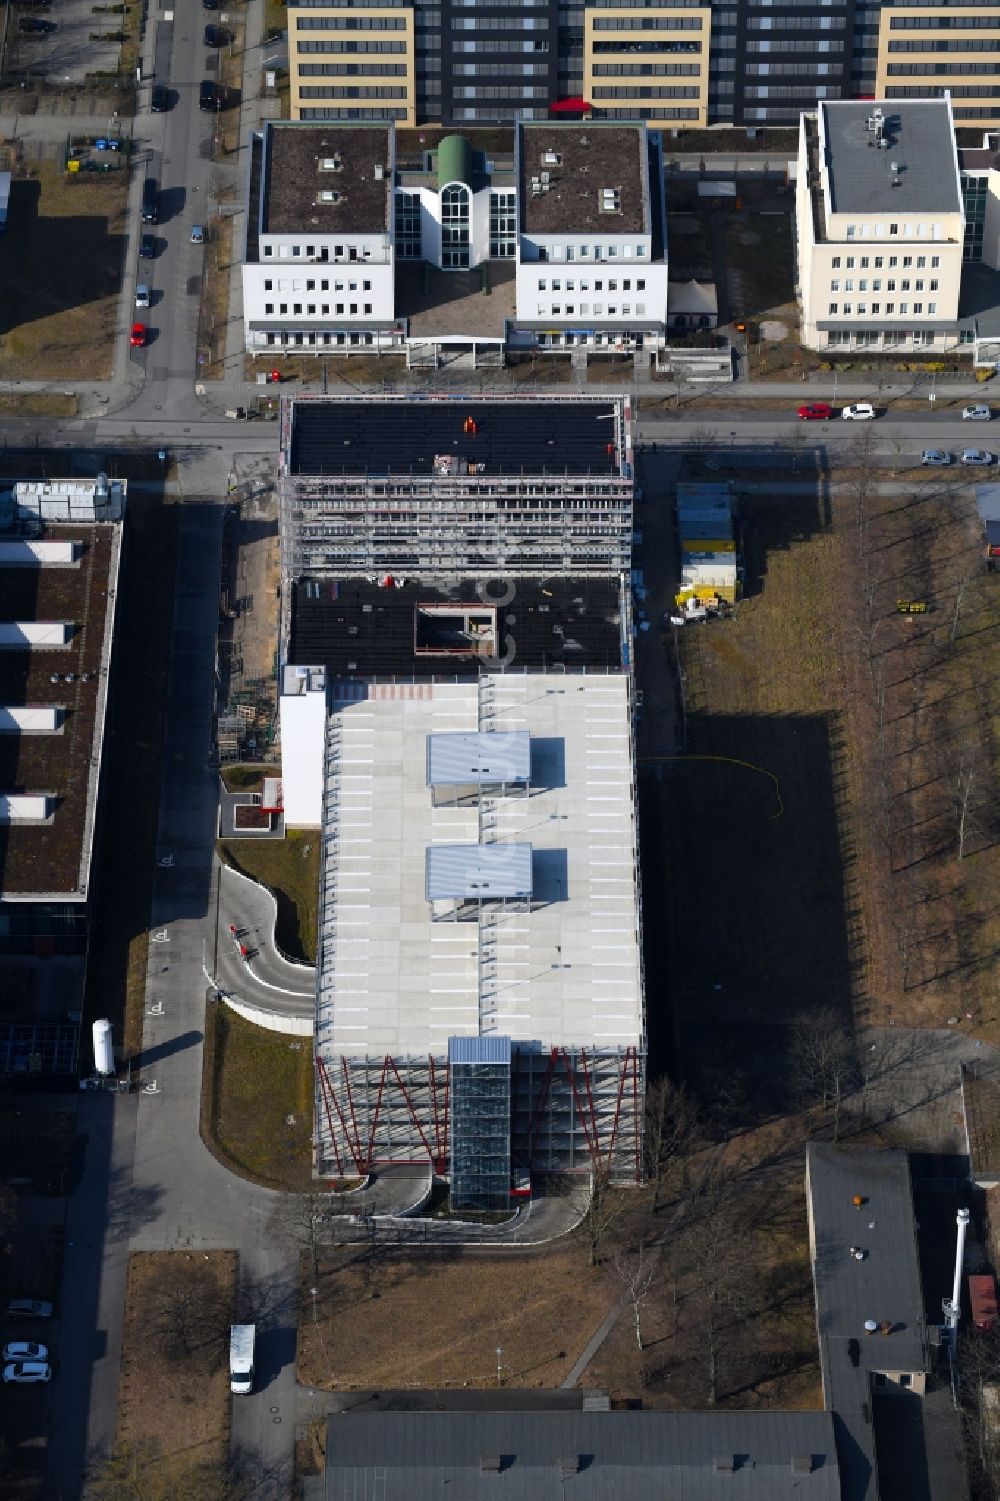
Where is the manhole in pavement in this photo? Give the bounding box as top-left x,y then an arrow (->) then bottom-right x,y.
760,319 -> 788,341
740,231 -> 761,246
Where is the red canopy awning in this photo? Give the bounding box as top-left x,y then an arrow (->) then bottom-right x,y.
550,97 -> 591,114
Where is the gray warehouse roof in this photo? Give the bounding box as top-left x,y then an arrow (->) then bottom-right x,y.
427,730 -> 531,787
821,100 -> 961,217
806,1143 -> 928,1501
426,843 -> 533,901
320,1410 -> 841,1500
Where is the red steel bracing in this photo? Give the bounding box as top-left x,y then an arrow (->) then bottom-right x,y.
364,1055 -> 392,1166
339,1056 -> 366,1171
428,1055 -> 449,1172
604,1045 -> 634,1173
314,1054 -> 345,1177
525,1047 -> 559,1163
558,1048 -> 599,1162
388,1056 -> 437,1166
577,1048 -> 602,1162
630,1045 -> 642,1184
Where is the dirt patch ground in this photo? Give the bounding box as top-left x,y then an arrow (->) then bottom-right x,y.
649,447 -> 999,1132
201,1003 -> 314,1190
114,1250 -> 234,1489
197,214 -> 233,379
0,157 -> 127,380
217,832 -> 320,964
218,488 -> 280,701
298,1245 -> 614,1391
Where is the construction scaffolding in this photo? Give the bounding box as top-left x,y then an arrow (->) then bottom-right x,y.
277,393 -> 635,583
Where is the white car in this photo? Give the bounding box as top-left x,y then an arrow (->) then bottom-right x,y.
921,449 -> 953,466
2,1343 -> 47,1362
3,1361 -> 51,1384
960,448 -> 995,466
842,403 -> 876,420
135,284 -> 150,309
962,404 -> 992,421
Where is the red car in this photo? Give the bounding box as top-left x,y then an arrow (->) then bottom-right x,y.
130,322 -> 147,348
797,402 -> 833,421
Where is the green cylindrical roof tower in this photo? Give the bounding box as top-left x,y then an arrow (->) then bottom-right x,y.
437,134 -> 474,189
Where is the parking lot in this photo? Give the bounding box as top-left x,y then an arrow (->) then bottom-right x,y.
8,0 -> 124,86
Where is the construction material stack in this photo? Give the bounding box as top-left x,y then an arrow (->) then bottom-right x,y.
674,482 -> 741,610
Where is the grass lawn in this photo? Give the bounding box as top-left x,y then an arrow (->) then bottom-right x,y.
115,1251 -> 234,1489
298,1245 -> 614,1391
221,764 -> 265,792
201,1003 -> 314,1190
0,393 -> 78,417
84,495 -> 181,1057
0,160 -> 127,380
964,1071 -> 1000,1177
217,832 -> 320,964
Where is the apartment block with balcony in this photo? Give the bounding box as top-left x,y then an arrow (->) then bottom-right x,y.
583,2 -> 710,126
287,0 -> 416,125
796,98 -> 966,352
876,1 -> 1000,128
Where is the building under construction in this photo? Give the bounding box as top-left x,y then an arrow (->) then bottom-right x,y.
276,393 -> 644,1206
277,393 -> 634,589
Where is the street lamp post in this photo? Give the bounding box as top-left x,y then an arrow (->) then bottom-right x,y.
496,1345 -> 503,1388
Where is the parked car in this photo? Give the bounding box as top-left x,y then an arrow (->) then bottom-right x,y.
962,403 -> 992,421
203,0 -> 219,9
842,403 -> 876,420
960,448 -> 995,466
4,1361 -> 51,1384
130,323 -> 147,348
18,15 -> 55,30
6,1300 -> 52,1320
3,1343 -> 47,1362
921,449 -> 953,466
139,233 -> 156,259
135,284 -> 150,309
190,224 -> 205,244
150,84 -> 169,112
204,24 -> 231,45
199,79 -> 223,111
797,403 -> 833,421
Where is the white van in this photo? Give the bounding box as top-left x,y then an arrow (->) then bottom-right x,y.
229,1324 -> 255,1395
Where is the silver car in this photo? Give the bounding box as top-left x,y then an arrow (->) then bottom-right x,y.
2,1342 -> 47,1362
135,283 -> 150,309
960,448 -> 995,466
920,449 -> 952,466
3,1361 -> 51,1384
962,404 -> 992,421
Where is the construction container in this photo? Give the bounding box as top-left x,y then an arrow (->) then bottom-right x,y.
970,1273 -> 998,1332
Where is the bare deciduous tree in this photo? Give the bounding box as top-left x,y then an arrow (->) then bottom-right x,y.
614,1240 -> 658,1351
950,566 -> 976,646
790,1007 -> 857,1139
149,1257 -> 230,1365
955,760 -> 978,861
583,1168 -> 627,1268
643,1074 -> 701,1214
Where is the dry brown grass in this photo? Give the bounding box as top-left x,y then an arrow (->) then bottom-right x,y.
0,392 -> 78,416
0,159 -> 127,380
118,1251 -> 235,1465
198,215 -> 234,380
298,1246 -> 615,1391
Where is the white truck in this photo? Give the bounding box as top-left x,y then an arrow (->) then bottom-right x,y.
229,1324 -> 255,1395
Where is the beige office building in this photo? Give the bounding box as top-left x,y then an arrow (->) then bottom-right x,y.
796,99 -> 966,353
876,3 -> 1000,129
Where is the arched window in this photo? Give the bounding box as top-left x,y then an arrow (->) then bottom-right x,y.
440,182 -> 470,269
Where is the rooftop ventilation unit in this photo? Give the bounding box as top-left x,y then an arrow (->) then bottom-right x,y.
374,163 -> 385,180
319,155 -> 343,172
543,150 -> 562,166
599,187 -> 621,214
318,190 -> 342,205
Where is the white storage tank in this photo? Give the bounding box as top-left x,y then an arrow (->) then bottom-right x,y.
92,1019 -> 114,1077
